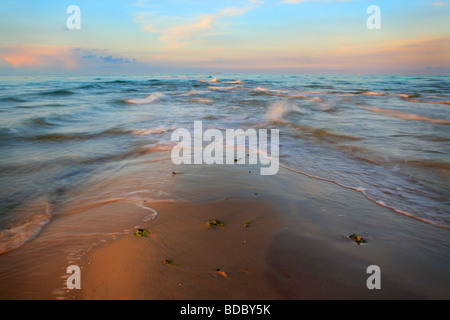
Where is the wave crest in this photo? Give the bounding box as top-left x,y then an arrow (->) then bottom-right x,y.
125,92 -> 165,104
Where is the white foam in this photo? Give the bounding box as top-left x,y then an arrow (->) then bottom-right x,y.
203,78 -> 242,84
125,92 -> 165,104
0,201 -> 53,255
222,80 -> 243,84
208,85 -> 237,90
362,105 -> 450,125
265,100 -> 303,123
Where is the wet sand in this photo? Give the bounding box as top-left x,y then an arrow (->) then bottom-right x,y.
1,164 -> 449,300
82,199 -> 285,300
80,165 -> 450,300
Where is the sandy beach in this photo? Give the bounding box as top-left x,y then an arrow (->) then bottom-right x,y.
81,199 -> 284,300
2,162 -> 447,300
76,165 -> 450,300
0,161 -> 449,300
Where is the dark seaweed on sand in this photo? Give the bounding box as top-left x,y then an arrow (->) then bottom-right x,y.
207,219 -> 225,227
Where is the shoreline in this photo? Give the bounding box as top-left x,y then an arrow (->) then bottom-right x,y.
0,164 -> 449,300
79,164 -> 450,300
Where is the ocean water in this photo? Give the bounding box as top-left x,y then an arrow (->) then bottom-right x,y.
0,74 -> 449,255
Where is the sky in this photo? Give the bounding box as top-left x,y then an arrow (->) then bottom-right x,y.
0,0 -> 449,75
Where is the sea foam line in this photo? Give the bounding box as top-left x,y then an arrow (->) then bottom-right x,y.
279,163 -> 450,230
0,200 -> 53,255
362,105 -> 450,125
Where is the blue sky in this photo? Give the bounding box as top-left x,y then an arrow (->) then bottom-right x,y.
0,0 -> 449,74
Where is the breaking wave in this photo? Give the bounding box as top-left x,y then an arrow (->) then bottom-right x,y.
125,92 -> 165,104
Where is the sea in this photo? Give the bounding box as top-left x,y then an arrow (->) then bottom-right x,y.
0,74 -> 449,256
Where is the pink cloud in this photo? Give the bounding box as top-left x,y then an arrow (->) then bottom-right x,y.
0,45 -> 79,69
134,0 -> 262,50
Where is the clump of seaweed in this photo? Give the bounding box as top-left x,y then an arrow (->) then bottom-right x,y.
207,219 -> 225,227
349,233 -> 367,245
163,259 -> 180,266
134,228 -> 150,237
